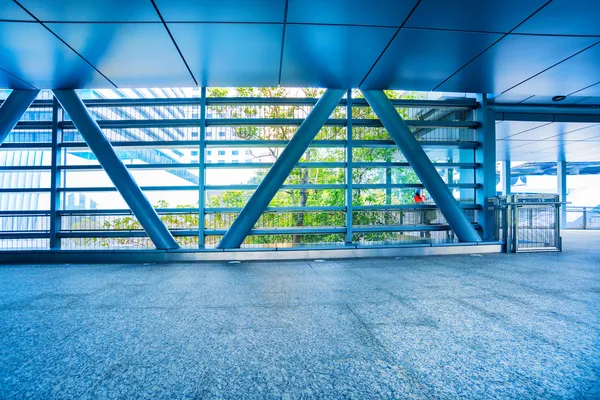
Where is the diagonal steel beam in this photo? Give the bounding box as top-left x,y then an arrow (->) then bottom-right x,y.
0,90 -> 40,144
361,90 -> 482,242
218,89 -> 346,249
52,90 -> 179,250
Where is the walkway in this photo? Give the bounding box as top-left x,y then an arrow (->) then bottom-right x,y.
1,231 -> 599,399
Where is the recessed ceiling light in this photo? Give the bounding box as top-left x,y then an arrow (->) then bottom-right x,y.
552,95 -> 567,102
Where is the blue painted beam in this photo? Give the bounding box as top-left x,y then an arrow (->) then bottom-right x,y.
0,90 -> 40,144
1,138 -> 479,150
361,90 -> 482,243
52,89 -> 179,250
217,89 -> 346,249
51,118 -> 478,130
3,96 -> 478,109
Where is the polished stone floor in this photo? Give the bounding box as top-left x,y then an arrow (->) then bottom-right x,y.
1,231 -> 599,399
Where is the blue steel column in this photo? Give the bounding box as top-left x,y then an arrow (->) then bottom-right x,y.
49,98 -> 63,248
501,159 -> 511,195
361,90 -> 482,242
218,89 -> 346,249
345,90 -> 354,244
52,90 -> 179,250
198,87 -> 207,248
475,94 -> 496,240
557,160 -> 567,228
458,128 -> 475,202
0,90 -> 39,144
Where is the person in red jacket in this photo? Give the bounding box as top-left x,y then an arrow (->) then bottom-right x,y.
414,189 -> 434,238
414,189 -> 427,203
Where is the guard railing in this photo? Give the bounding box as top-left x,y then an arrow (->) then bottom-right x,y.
565,207 -> 600,230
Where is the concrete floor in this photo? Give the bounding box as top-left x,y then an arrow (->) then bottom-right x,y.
1,231 -> 599,399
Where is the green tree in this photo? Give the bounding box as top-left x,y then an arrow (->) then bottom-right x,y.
205,88 -> 425,245
101,88 -> 444,248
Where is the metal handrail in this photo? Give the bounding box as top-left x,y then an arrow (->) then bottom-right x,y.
0,204 -> 479,217
4,97 -> 478,109
498,201 -> 570,207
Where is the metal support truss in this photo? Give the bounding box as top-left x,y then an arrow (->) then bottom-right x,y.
217,89 -> 346,249
361,89 -> 482,242
52,90 -> 179,250
0,90 -> 40,144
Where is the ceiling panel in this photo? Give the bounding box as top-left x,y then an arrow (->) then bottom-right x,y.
0,68 -> 35,89
504,140 -> 543,150
513,144 -> 600,162
574,95 -> 600,105
0,22 -> 112,89
287,0 -> 418,26
405,0 -> 547,33
519,95 -> 590,105
562,124 -> 600,141
495,141 -> 561,161
47,23 -> 194,88
506,147 -> 557,155
18,0 -> 160,22
495,121 -> 550,139
562,141 -> 600,152
167,23 -> 282,87
514,0 -> 600,36
1,1 -> 599,92
280,25 -> 395,88
491,94 -> 533,103
513,143 -> 563,155
362,29 -> 500,90
155,0 -> 285,23
0,1 -> 35,20
503,42 -> 600,97
509,122 -> 597,140
438,34 -> 598,94
496,120 -> 600,161
570,81 -> 600,98
504,148 -> 555,157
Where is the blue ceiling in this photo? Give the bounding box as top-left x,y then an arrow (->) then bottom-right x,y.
437,34 -> 599,94
362,29 -> 502,90
496,121 -> 600,162
3,0 -> 600,162
154,0 -> 285,23
0,0 -> 599,107
286,0 -> 418,26
404,0 -> 548,33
